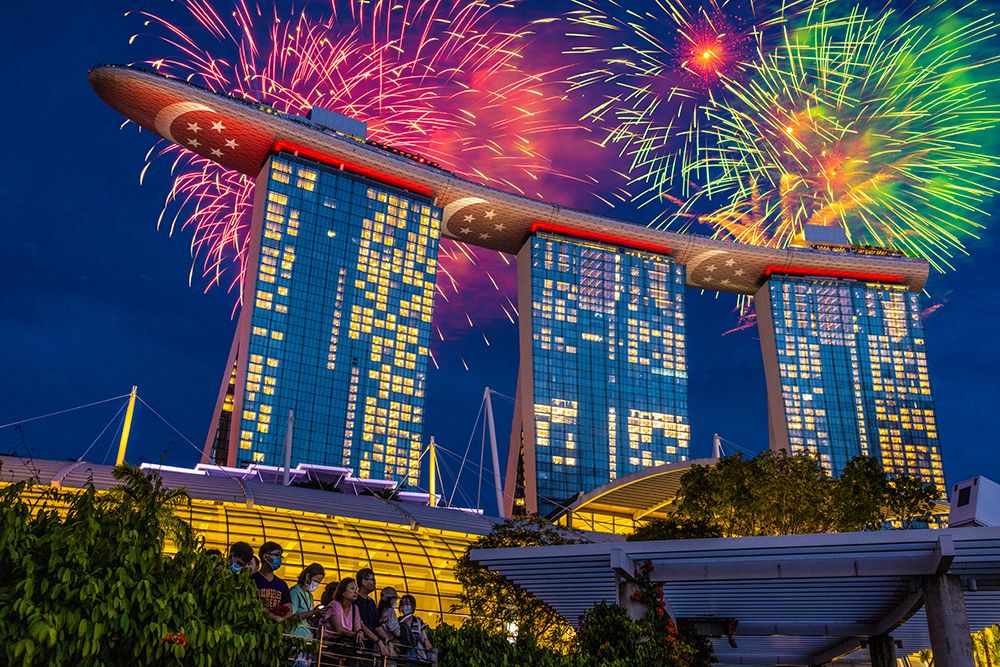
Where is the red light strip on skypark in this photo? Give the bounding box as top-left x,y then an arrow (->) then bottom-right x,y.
272,141 -> 435,197
529,222 -> 673,256
763,266 -> 906,284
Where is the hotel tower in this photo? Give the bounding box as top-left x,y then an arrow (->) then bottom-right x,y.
756,273 -> 945,490
506,230 -> 689,517
202,113 -> 441,485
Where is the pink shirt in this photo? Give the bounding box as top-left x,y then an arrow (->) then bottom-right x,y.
324,600 -> 360,634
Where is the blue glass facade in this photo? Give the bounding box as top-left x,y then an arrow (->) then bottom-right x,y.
207,153 -> 440,485
757,275 -> 944,489
513,233 -> 689,516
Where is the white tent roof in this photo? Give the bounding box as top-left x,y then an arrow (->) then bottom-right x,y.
472,528 -> 1000,665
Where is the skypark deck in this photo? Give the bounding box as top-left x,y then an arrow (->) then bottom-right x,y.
89,64 -> 930,295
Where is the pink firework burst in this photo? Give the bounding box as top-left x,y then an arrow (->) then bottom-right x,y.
674,7 -> 753,88
131,0 -> 576,354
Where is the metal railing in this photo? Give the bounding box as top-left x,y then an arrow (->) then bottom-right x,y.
284,628 -> 435,667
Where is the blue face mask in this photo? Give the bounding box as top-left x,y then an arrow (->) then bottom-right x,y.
400,604 -> 414,615
230,562 -> 244,574
268,554 -> 283,569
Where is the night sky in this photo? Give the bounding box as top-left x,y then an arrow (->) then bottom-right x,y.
2,0 -> 998,517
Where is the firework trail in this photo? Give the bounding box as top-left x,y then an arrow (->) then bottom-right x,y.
687,1 -> 1000,272
565,0 -> 823,204
130,0 -> 576,357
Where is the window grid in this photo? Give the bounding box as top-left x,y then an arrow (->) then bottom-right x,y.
766,276 -> 944,490
235,153 -> 441,486
528,234 -> 689,515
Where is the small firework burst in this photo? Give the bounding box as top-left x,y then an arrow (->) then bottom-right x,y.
675,7 -> 752,87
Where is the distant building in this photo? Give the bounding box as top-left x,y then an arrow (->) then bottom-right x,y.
506,232 -> 689,517
204,152 -> 441,485
756,275 -> 945,490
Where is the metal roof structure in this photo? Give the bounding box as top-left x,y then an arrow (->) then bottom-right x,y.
472,528 -> 1000,665
0,455 -> 495,535
88,65 -> 930,295
555,458 -> 717,534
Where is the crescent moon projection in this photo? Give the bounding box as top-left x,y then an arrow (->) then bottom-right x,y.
154,102 -> 217,143
441,197 -> 488,236
685,249 -> 728,276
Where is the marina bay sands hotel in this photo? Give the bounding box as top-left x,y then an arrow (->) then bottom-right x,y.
91,65 -> 945,517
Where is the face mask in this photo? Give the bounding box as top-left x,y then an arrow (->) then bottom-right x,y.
230,562 -> 244,574
400,604 -> 413,615
306,581 -> 320,593
268,555 -> 283,569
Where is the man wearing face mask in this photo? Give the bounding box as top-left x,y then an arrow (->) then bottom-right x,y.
253,541 -> 293,622
399,594 -> 436,666
227,541 -> 254,574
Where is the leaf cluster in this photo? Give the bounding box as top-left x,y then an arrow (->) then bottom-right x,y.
434,606 -> 712,667
631,452 -> 938,539
432,623 -> 587,667
0,465 -> 290,666
454,515 -> 587,650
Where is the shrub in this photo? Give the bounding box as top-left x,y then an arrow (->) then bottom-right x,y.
0,465 -> 292,666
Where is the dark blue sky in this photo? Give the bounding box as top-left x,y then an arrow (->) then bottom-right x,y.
2,1 -> 998,515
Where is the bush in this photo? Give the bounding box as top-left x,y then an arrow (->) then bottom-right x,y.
454,516 -> 587,650
432,623 -> 585,667
575,602 -> 645,665
0,465 -> 292,666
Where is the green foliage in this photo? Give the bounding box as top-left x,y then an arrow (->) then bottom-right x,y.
432,624 -> 586,667
435,606 -> 712,667
454,516 -> 587,650
626,517 -> 722,542
574,602 -> 645,665
630,452 -> 938,539
0,465 -> 291,666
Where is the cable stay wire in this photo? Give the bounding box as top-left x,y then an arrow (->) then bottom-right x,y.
448,393 -> 486,507
433,442 -> 517,509
485,389 -> 517,404
476,415 -> 487,512
434,450 -> 481,512
101,410 -> 129,466
136,396 -> 202,453
0,393 -> 131,430
76,400 -> 130,463
436,450 -> 479,511
717,435 -> 757,457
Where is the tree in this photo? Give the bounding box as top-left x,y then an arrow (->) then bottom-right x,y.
454,516 -> 587,650
626,517 -> 722,542
0,465 -> 291,666
630,452 -> 938,539
432,624 -> 584,667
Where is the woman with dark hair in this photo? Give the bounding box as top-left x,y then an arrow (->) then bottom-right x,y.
320,578 -> 389,659
376,587 -> 403,650
289,563 -> 325,666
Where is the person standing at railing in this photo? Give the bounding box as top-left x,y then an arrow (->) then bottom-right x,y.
376,586 -> 407,661
253,541 -> 292,622
320,578 -> 391,659
355,569 -> 378,643
399,594 -> 436,666
289,563 -> 326,667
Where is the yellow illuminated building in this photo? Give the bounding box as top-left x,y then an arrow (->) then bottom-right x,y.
1,456 -> 487,625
